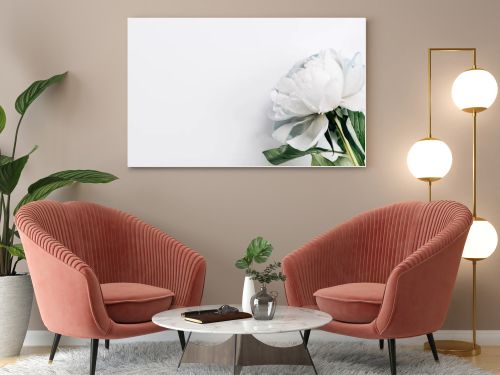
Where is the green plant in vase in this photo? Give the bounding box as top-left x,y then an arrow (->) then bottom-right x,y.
235,236 -> 273,313
235,237 -> 286,320
248,261 -> 286,285
0,72 -> 117,358
235,236 -> 273,274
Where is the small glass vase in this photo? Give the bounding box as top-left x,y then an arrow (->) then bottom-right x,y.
250,285 -> 278,320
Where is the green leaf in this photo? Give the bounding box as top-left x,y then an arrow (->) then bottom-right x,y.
0,149 -> 35,194
16,180 -> 74,213
334,107 -> 348,118
15,72 -> 67,115
341,115 -> 365,166
0,155 -> 13,166
347,110 -> 366,151
0,244 -> 25,259
263,145 -> 329,165
329,114 -> 360,167
311,153 -> 336,166
246,237 -> 273,264
235,258 -> 250,269
15,169 -> 117,214
0,105 -> 5,134
28,169 -> 117,194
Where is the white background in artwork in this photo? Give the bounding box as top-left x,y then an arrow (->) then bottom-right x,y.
128,18 -> 366,167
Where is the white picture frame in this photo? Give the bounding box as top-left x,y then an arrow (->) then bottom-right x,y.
128,18 -> 366,167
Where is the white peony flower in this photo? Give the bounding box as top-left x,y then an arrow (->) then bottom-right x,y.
270,49 -> 365,151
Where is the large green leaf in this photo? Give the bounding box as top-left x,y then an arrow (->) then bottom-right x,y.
28,169 -> 117,194
15,72 -> 67,115
311,153 -> 336,166
0,155 -> 13,166
0,148 -> 36,194
16,180 -> 74,212
235,258 -> 251,269
347,110 -> 366,151
330,114 -> 360,166
0,105 -> 5,134
263,145 -> 329,165
246,237 -> 273,264
15,169 -> 117,213
0,244 -> 25,260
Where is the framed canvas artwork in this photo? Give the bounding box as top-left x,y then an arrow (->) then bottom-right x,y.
128,18 -> 366,167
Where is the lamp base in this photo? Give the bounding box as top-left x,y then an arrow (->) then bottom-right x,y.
423,340 -> 481,357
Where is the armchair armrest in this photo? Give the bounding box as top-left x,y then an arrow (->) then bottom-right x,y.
376,227 -> 470,338
17,229 -> 111,339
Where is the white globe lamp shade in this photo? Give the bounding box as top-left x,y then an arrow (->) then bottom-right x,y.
462,218 -> 498,259
407,138 -> 453,181
452,69 -> 498,112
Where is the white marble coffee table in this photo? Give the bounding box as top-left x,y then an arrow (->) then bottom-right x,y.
153,305 -> 332,374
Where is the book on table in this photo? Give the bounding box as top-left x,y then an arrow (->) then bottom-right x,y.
182,309 -> 252,324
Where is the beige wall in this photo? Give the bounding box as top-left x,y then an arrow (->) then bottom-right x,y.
1,0 -> 500,331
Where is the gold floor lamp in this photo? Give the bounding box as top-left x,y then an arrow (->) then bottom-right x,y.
407,48 -> 498,356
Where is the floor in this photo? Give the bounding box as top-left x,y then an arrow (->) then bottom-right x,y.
1,345 -> 500,373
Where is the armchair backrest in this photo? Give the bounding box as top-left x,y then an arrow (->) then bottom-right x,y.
346,200 -> 470,283
341,201 -> 422,283
16,200 -> 131,283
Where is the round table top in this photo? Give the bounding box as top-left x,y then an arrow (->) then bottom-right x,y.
152,305 -> 332,335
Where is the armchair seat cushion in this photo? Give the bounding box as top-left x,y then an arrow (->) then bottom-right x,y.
101,283 -> 174,324
314,283 -> 385,324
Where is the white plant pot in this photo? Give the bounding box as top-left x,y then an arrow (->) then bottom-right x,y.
0,274 -> 33,358
241,276 -> 255,313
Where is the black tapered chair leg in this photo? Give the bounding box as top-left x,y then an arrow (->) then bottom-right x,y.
303,329 -> 311,347
379,339 -> 384,350
48,333 -> 62,363
90,339 -> 99,375
105,339 -> 110,350
388,339 -> 396,375
177,330 -> 186,350
426,333 -> 439,362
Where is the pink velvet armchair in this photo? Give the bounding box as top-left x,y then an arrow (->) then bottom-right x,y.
16,201 -> 206,375
283,200 -> 472,375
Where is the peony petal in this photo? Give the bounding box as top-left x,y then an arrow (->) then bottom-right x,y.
272,116 -> 314,143
275,77 -> 298,94
340,90 -> 365,112
320,151 -> 340,163
295,68 -> 338,113
269,103 -> 312,122
287,114 -> 329,151
271,91 -> 315,118
342,52 -> 365,98
320,75 -> 343,113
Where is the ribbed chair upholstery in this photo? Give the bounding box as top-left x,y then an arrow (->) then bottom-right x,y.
283,200 -> 472,375
16,200 -> 206,375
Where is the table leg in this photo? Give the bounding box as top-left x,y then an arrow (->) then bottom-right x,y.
178,332 -> 317,373
177,332 -> 192,368
233,335 -> 241,375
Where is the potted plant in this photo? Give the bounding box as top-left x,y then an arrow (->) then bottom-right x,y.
0,72 -> 117,358
235,237 -> 286,319
235,237 -> 273,313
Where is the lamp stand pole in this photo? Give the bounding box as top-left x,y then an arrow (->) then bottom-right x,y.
423,48 -> 482,357
421,49 -> 475,202
472,259 -> 478,350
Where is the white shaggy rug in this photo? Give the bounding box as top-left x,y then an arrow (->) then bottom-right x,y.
0,341 -> 494,374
